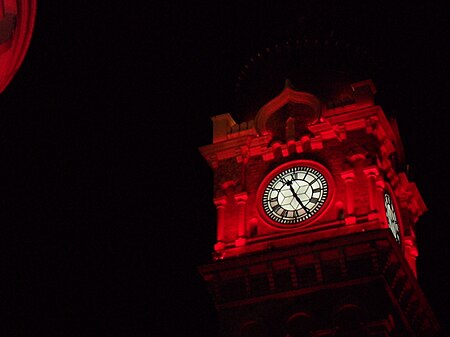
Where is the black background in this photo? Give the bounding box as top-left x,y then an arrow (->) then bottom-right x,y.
1,1 -> 448,336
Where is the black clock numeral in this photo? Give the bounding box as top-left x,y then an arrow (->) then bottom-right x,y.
263,165 -> 329,225
273,205 -> 281,213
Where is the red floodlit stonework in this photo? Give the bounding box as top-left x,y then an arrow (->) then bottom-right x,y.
199,71 -> 441,336
200,79 -> 426,276
0,0 -> 36,93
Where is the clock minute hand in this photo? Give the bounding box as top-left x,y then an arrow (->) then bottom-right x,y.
289,184 -> 310,214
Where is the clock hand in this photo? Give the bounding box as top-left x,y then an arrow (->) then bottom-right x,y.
288,183 -> 311,214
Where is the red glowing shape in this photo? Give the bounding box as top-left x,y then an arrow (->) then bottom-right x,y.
0,0 -> 37,93
200,79 -> 426,277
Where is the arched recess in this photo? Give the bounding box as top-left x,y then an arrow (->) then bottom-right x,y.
285,312 -> 314,337
332,304 -> 368,337
241,320 -> 267,337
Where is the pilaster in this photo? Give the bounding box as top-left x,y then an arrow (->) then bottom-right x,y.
214,196 -> 227,251
340,170 -> 356,225
234,192 -> 248,247
363,167 -> 380,221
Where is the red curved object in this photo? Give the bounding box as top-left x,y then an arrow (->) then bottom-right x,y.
0,0 -> 37,93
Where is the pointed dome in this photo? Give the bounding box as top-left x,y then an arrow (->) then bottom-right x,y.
233,36 -> 377,118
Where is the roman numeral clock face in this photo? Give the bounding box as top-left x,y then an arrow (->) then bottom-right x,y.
260,162 -> 330,227
384,192 -> 400,243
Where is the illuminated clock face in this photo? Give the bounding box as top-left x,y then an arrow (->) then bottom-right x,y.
384,192 -> 400,243
262,166 -> 328,225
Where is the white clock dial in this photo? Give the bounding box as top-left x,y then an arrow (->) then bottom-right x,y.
262,166 -> 328,225
384,192 -> 400,243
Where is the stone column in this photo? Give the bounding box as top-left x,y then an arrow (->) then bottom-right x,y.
363,167 -> 379,221
234,192 -> 248,247
404,237 -> 418,277
375,179 -> 386,225
341,170 -> 356,225
213,196 -> 227,251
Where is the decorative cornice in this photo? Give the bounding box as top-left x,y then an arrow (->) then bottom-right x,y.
199,230 -> 440,336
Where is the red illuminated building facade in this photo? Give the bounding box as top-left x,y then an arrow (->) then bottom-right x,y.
198,63 -> 441,335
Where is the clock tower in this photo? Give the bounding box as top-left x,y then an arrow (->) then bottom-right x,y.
198,41 -> 441,337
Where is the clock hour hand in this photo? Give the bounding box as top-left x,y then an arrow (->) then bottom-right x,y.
288,183 -> 310,214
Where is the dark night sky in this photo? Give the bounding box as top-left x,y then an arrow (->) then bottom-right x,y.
1,1 -> 448,336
